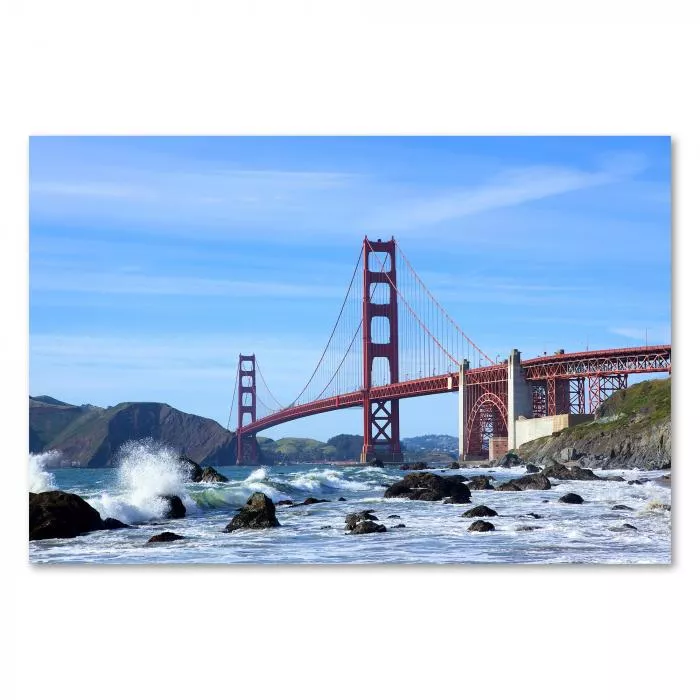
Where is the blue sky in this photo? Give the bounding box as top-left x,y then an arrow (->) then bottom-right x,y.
29,136 -> 671,440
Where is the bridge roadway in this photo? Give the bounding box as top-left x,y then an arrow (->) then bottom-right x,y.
236,344 -> 671,438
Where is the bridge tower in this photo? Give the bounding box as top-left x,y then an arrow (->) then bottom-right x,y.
237,354 -> 261,465
360,237 -> 404,464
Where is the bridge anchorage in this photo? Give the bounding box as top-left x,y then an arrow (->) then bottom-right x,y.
230,238 -> 672,465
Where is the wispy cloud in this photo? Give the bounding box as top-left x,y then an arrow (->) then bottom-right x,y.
30,268 -> 344,299
367,155 -> 647,231
609,325 -> 672,344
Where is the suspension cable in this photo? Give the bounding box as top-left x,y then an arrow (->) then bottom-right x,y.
256,360 -> 284,409
226,365 -> 239,431
395,241 -> 494,364
289,245 -> 364,406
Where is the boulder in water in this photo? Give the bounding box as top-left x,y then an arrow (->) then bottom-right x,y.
29,491 -> 105,541
102,517 -> 131,530
349,520 -> 387,535
161,495 -> 186,519
345,510 -> 379,531
400,461 -> 428,471
384,472 -> 471,503
179,455 -> 204,482
147,531 -> 186,543
468,520 -> 495,532
462,505 -> 498,518
498,473 -> 551,491
466,475 -> 494,490
496,452 -> 523,468
289,497 -> 332,507
496,482 -> 522,492
224,492 -> 280,531
559,493 -> 584,504
541,464 -> 600,481
199,466 -> 229,483
525,463 -> 541,473
612,504 -> 634,511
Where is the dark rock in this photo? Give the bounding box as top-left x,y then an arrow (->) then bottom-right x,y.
444,474 -> 468,483
466,475 -> 494,490
468,520 -> 495,532
462,505 -> 498,518
525,463 -> 541,473
496,482 -> 522,492
370,458 -> 384,468
603,475 -> 626,482
400,461 -> 428,471
384,472 -> 471,503
345,510 -> 379,531
627,480 -> 643,485
541,463 -> 600,481
102,517 -> 131,530
450,461 -> 460,469
496,452 -> 523,468
392,524 -> 406,529
276,499 -> 294,506
199,466 -> 229,483
526,512 -> 543,519
320,525 -> 332,530
350,520 -> 387,534
338,497 -> 347,501
29,491 -> 105,541
612,504 -> 634,511
147,531 -> 185,543
179,455 -> 204,481
558,493 -> 584,504
387,514 -> 401,519
290,497 -> 331,507
161,495 -> 186,519
517,525 -> 542,531
499,473 -> 552,491
224,492 -> 281,531
609,523 -> 638,532
559,447 -> 580,462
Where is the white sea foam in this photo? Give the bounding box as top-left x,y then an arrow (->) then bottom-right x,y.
288,468 -> 373,493
88,439 -> 196,524
29,451 -> 61,492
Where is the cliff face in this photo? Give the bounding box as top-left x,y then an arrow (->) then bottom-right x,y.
517,378 -> 671,470
29,397 -> 237,467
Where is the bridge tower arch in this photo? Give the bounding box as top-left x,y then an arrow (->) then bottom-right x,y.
361,237 -> 404,463
237,353 -> 261,465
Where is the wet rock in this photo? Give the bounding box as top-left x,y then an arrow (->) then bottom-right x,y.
161,495 -> 186,519
603,475 -> 626,482
29,491 -> 105,541
496,452 -> 523,468
370,458 -> 384,468
224,492 -> 281,531
179,455 -> 204,481
345,510 -> 379,531
462,505 -> 498,518
496,482 -> 522,492
290,497 -> 331,507
466,475 -> 494,490
320,525 -> 332,530
450,461 -> 461,469
338,497 -> 347,501
558,493 -> 584,504
612,504 -> 634,511
350,520 -> 387,534
400,461 -> 428,471
627,480 -> 643,485
199,466 -> 229,483
444,474 -> 468,483
609,523 -> 638,533
384,472 -> 471,503
276,499 -> 294,506
526,512 -> 543,519
387,514 -> 401,519
525,464 -> 541,473
541,464 -> 600,481
468,520 -> 495,532
147,531 -> 186,543
517,525 -> 542,531
102,517 -> 131,530
392,524 -> 406,529
498,473 -> 552,491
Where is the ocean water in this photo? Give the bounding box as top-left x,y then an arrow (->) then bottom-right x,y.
28,442 -> 672,565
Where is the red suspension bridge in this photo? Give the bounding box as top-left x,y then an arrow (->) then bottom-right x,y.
229,238 -> 671,464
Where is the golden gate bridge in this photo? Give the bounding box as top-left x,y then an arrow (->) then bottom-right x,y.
228,238 -> 671,464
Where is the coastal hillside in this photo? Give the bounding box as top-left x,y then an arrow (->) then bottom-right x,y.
517,377 -> 671,470
29,397 -> 237,467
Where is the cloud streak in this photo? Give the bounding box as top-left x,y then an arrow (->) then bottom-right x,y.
367,156 -> 647,231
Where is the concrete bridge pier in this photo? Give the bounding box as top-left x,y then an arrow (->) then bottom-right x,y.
507,349 -> 533,451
